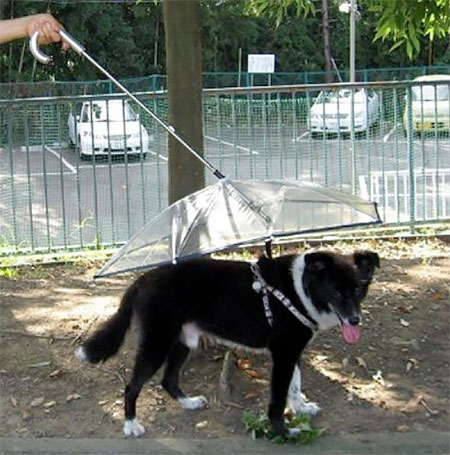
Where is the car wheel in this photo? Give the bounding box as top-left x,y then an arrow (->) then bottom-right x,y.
370,120 -> 379,133
78,148 -> 90,161
77,137 -> 89,161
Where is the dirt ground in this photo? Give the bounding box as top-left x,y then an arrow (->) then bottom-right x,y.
1,238 -> 449,441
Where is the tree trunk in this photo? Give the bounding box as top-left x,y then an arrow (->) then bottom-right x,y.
163,0 -> 205,204
321,0 -> 333,83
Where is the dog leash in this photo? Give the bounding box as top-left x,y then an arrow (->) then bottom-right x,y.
250,263 -> 317,332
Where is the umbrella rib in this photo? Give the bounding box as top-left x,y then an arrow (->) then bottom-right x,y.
226,183 -> 273,226
175,188 -> 218,259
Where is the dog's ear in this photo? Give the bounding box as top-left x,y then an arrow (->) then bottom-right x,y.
304,252 -> 334,273
354,251 -> 380,280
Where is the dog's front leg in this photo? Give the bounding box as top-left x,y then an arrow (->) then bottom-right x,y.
287,363 -> 321,416
268,345 -> 299,436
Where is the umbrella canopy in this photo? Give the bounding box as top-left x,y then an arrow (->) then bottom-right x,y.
95,178 -> 381,278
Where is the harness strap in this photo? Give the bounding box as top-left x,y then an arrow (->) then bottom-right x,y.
250,263 -> 317,332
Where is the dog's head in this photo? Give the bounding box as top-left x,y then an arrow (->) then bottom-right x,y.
300,250 -> 380,343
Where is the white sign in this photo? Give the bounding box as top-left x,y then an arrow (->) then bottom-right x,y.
248,54 -> 275,74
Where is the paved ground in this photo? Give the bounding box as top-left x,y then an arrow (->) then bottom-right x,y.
1,431 -> 449,455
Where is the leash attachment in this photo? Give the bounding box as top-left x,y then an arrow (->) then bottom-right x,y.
250,263 -> 317,332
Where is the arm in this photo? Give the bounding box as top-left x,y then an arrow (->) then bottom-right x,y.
0,14 -> 66,46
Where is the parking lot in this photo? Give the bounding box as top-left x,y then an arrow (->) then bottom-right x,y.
1,118 -> 449,253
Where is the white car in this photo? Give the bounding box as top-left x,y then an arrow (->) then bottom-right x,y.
68,99 -> 149,159
308,88 -> 380,137
403,74 -> 450,135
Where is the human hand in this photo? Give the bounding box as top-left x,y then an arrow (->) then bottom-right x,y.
26,14 -> 69,49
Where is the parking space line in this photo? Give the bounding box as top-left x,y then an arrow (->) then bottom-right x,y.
147,150 -> 168,162
293,131 -> 309,142
205,134 -> 260,155
45,146 -> 77,174
383,123 -> 400,143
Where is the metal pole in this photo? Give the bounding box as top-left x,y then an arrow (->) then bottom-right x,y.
349,0 -> 356,83
237,47 -> 242,87
349,0 -> 357,193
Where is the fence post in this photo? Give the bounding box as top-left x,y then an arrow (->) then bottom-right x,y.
405,84 -> 416,232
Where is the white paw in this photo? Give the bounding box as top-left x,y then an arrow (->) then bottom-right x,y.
178,396 -> 208,410
287,428 -> 301,438
74,346 -> 87,362
123,418 -> 146,437
288,393 -> 321,416
295,400 -> 321,416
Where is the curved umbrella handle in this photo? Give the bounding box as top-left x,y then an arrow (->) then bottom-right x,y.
29,31 -> 52,64
29,29 -> 86,64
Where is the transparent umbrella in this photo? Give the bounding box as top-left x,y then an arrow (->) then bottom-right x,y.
95,178 -> 381,278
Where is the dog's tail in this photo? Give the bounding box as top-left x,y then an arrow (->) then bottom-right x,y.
75,280 -> 138,364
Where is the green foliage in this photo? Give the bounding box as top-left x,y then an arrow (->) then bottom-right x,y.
242,410 -> 325,444
245,0 -> 316,26
371,0 -> 450,59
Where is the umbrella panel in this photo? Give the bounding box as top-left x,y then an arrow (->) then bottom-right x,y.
96,179 -> 381,277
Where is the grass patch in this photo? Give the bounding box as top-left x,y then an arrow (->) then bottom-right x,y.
0,267 -> 20,279
243,410 -> 325,444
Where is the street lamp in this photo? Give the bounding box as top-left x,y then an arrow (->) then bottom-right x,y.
339,0 -> 358,83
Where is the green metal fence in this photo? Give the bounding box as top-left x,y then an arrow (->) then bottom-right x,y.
1,78 -> 449,255
1,65 -> 448,98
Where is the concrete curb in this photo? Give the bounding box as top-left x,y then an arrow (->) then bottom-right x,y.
1,432 -> 449,455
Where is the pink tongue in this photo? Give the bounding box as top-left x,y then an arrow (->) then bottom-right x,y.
342,324 -> 360,344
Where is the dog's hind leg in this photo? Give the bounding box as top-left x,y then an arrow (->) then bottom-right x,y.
123,328 -> 179,437
123,347 -> 163,436
287,364 -> 321,416
162,341 -> 208,410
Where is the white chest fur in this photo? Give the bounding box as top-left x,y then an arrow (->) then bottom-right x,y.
291,255 -> 340,331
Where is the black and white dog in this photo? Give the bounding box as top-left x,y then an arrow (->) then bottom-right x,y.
76,250 -> 379,437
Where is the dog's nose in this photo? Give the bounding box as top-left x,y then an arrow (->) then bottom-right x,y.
348,316 -> 360,326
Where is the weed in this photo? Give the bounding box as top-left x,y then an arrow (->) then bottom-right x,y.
0,267 -> 20,279
242,410 -> 325,445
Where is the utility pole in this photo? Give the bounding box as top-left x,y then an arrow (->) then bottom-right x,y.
339,0 -> 357,82
349,0 -> 356,82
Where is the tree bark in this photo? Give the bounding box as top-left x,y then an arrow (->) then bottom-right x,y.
163,0 -> 205,204
321,0 -> 333,83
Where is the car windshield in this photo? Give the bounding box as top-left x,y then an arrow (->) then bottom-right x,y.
316,89 -> 366,104
412,84 -> 449,101
84,102 -> 138,122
